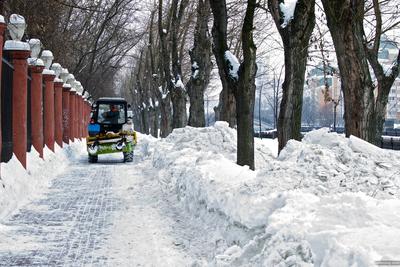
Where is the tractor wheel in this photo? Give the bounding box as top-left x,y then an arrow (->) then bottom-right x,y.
123,151 -> 133,162
88,155 -> 98,163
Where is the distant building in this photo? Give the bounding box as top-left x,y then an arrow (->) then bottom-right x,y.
304,62 -> 344,127
378,35 -> 400,125
304,35 -> 400,128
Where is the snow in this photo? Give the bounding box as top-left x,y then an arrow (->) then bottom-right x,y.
42,69 -> 55,76
159,86 -> 168,99
224,51 -> 240,80
28,39 -> 41,58
1,122 -> 400,265
192,61 -> 199,79
27,58 -> 45,67
0,15 -> 4,24
279,0 -> 298,28
150,123 -> 400,265
174,76 -> 185,91
0,142 -> 84,221
9,14 -> 25,25
63,83 -> 72,89
41,50 -> 54,59
4,40 -> 30,51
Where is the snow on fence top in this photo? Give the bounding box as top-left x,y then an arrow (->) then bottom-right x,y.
4,40 -> 30,51
10,14 -> 25,24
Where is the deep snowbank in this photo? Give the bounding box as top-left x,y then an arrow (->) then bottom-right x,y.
0,141 -> 85,221
151,122 -> 400,266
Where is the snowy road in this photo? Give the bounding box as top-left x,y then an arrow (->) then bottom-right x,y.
0,142 -> 210,266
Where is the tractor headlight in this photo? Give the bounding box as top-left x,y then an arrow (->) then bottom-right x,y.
88,143 -> 99,155
116,141 -> 126,150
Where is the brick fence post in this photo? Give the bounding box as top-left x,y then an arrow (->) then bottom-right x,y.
62,84 -> 71,144
29,64 -> 45,158
54,79 -> 63,147
69,90 -> 76,142
4,46 -> 30,168
78,95 -> 83,138
43,72 -> 56,152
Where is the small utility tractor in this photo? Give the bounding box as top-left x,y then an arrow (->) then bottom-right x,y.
86,97 -> 137,163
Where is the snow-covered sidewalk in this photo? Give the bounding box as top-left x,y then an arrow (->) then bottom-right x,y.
0,137 -> 213,265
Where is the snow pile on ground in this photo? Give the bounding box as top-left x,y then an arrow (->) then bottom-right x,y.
151,122 -> 400,266
0,141 -> 85,221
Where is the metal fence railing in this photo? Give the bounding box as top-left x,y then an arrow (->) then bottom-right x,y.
27,70 -> 32,152
1,56 -> 13,162
254,127 -> 400,151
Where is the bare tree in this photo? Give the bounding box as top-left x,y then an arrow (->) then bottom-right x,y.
158,0 -> 174,137
187,0 -> 212,127
170,0 -> 189,129
268,0 -> 316,153
235,0 -> 257,170
210,0 -> 237,127
364,0 -> 400,144
321,0 -> 400,144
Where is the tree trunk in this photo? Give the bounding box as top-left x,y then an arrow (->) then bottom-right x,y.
236,0 -> 257,170
210,0 -> 237,127
363,0 -> 400,145
141,108 -> 149,135
159,94 -> 173,137
322,0 -> 375,142
158,0 -> 173,136
268,0 -> 315,153
187,0 -> 212,127
170,0 -> 189,129
152,105 -> 160,137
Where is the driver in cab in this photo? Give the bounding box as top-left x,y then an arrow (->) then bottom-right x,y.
102,104 -> 120,124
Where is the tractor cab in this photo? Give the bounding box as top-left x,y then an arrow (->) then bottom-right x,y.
87,97 -> 136,163
90,98 -> 128,134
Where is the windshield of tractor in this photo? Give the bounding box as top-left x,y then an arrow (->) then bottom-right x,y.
98,103 -> 126,124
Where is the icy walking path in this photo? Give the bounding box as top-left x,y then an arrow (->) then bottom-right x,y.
0,143 -> 203,266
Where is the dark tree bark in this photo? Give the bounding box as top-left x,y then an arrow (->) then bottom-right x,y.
148,8 -> 160,138
210,0 -> 237,127
268,0 -> 315,153
152,103 -> 160,137
236,0 -> 257,170
321,0 -> 375,142
158,0 -> 173,137
187,0 -> 212,127
170,0 -> 189,129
